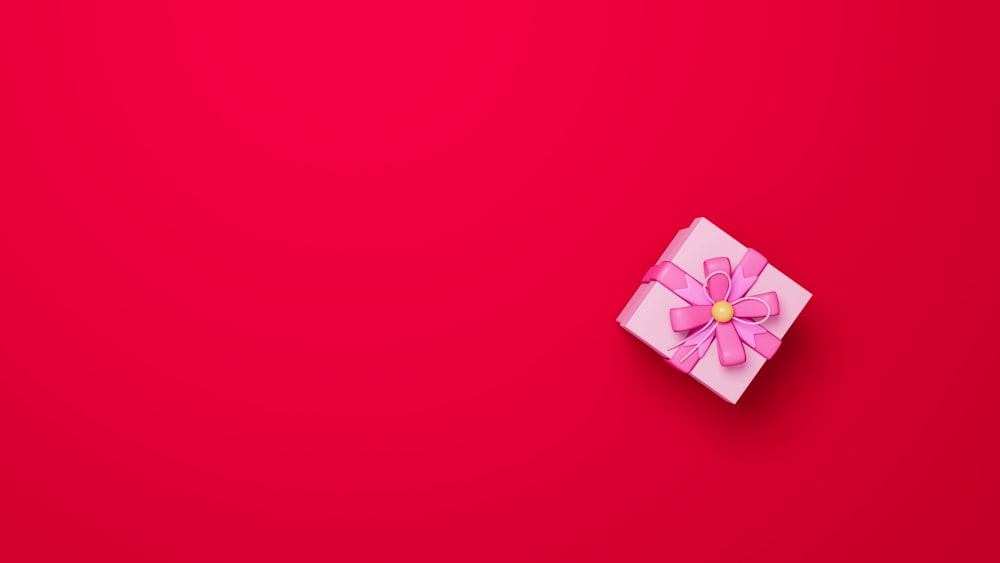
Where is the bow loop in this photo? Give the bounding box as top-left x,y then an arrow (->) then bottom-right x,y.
702,257 -> 732,302
652,250 -> 781,368
669,305 -> 713,332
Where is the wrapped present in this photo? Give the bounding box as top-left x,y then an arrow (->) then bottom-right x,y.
617,218 -> 811,403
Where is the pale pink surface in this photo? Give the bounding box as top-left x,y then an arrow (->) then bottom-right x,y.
617,218 -> 811,404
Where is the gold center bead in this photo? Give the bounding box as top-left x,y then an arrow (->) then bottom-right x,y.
712,301 -> 734,323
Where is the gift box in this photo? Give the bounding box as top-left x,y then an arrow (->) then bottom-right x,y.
617,218 -> 811,403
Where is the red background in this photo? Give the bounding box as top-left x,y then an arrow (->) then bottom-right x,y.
2,1 -> 999,561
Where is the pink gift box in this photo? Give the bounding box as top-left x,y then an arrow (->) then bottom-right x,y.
617,218 -> 811,404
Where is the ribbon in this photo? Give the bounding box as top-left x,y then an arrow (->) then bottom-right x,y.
642,249 -> 782,373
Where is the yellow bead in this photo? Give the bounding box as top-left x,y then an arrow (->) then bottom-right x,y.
712,301 -> 735,323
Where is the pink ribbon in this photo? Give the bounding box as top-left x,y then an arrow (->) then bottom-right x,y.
642,249 -> 782,373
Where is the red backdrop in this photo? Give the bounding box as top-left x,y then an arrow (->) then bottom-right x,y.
2,1 -> 999,561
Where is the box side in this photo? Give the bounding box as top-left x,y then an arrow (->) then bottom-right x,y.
616,282 -> 654,326
619,282 -> 690,358
623,220 -> 694,325
655,223 -> 694,264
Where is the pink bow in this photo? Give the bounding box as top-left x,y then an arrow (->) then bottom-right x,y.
642,249 -> 782,373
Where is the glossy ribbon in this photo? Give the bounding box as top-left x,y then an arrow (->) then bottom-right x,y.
642,249 -> 782,373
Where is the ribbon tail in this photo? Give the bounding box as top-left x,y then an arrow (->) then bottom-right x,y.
669,305 -> 713,332
732,321 -> 782,359
667,343 -> 701,374
733,291 -> 779,319
667,326 -> 716,374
